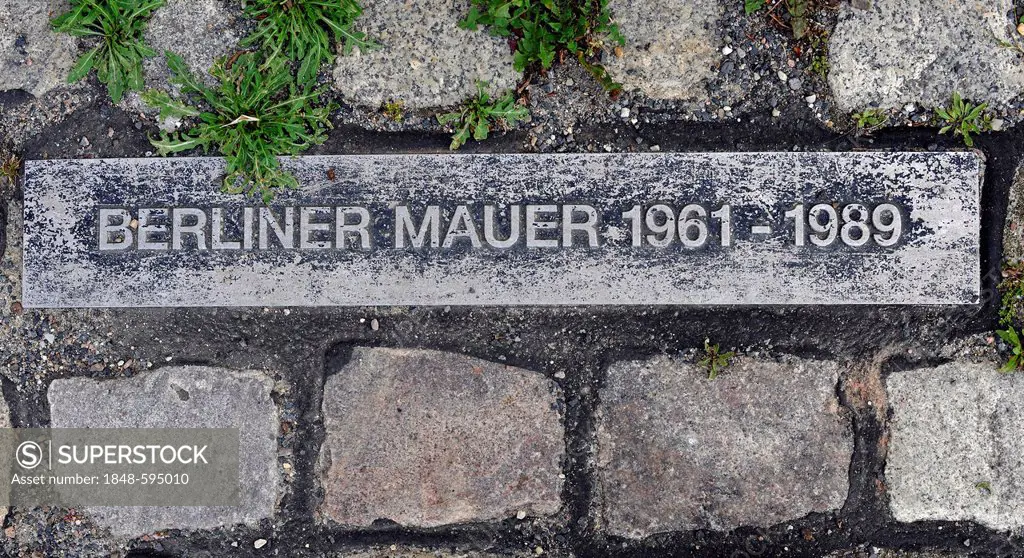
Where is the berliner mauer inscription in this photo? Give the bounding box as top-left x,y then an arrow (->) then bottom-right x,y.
23,152 -> 981,307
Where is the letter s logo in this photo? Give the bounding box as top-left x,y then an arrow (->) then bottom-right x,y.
16,441 -> 42,470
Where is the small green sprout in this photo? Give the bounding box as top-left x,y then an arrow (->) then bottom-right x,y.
975,481 -> 993,495
50,0 -> 165,103
382,100 -> 405,123
437,81 -> 529,150
699,338 -> 735,380
997,328 -> 1024,373
141,51 -> 334,203
0,153 -> 20,184
744,0 -> 766,15
935,92 -> 992,147
852,108 -> 887,131
459,0 -> 625,92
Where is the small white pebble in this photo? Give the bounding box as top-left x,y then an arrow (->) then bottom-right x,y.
254,539 -> 267,549
371,318 -> 380,331
777,70 -> 788,82
516,510 -> 527,520
649,145 -> 661,152
772,108 -> 781,118
904,103 -> 916,113
620,108 -> 630,118
805,94 -> 817,104
721,45 -> 733,56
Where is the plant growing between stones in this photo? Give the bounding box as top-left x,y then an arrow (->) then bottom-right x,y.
744,0 -> 812,39
699,338 -> 734,380
51,0 -> 165,103
997,261 -> 1024,372
459,0 -> 625,92
437,81 -> 529,150
744,0 -> 766,15
935,92 -> 992,147
382,100 -> 404,122
241,0 -> 375,85
0,153 -> 20,184
141,51 -> 334,202
851,108 -> 887,132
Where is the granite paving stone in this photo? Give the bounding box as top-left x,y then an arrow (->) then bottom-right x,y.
603,0 -> 724,100
829,0 -> 1024,112
318,347 -> 563,527
0,0 -> 78,97
47,366 -> 280,537
332,0 -> 520,109
887,361 -> 1024,530
597,355 -> 852,538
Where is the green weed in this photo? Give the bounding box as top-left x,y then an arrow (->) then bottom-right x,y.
382,100 -> 404,122
744,0 -> 766,15
699,338 -> 735,380
935,92 -> 991,147
51,0 -> 165,103
997,262 -> 1024,372
808,31 -> 829,78
787,0 -> 809,40
437,81 -> 528,150
0,153 -> 20,184
241,0 -> 375,85
997,328 -> 1024,373
459,0 -> 625,92
851,108 -> 887,131
141,51 -> 334,202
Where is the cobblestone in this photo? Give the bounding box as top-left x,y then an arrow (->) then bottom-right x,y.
333,0 -> 520,109
318,347 -> 563,527
597,355 -> 852,538
47,366 -> 280,537
887,360 -> 1024,530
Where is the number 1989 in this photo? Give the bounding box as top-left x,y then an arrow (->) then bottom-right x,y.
785,203 -> 903,247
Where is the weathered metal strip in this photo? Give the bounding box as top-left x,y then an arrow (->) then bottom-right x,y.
22,152 -> 981,307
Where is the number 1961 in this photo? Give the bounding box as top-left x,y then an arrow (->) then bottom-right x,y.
621,203 -> 903,248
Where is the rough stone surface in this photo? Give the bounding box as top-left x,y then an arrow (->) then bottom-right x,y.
23,152 -> 982,307
120,0 -> 240,117
318,347 -> 563,527
332,0 -> 519,109
829,0 -> 1024,112
0,382 -> 10,522
0,0 -> 78,97
1003,164 -> 1024,262
332,548 -> 526,558
603,0 -> 723,100
887,361 -> 1024,530
597,355 -> 852,538
48,366 -> 280,537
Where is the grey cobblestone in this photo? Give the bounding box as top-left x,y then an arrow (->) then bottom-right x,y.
47,366 -> 280,537
829,0 -> 1024,112
333,0 -> 520,109
597,355 -> 852,538
887,361 -> 1024,530
318,347 -> 563,527
0,0 -> 77,97
604,0 -> 723,100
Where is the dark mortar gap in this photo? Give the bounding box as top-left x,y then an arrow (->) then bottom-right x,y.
0,375 -> 31,428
